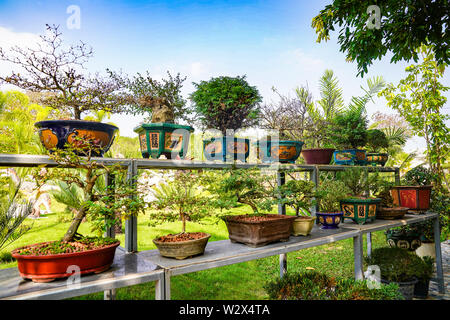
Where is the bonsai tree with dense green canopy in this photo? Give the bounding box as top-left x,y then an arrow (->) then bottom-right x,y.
189,75 -> 262,135
366,129 -> 389,153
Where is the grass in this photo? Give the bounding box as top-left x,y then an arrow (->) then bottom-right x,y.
0,200 -> 390,300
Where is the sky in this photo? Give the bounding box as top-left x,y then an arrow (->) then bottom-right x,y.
0,0 -> 448,155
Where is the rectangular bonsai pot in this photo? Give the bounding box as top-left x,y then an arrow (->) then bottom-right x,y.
223,214 -> 297,247
390,185 -> 432,211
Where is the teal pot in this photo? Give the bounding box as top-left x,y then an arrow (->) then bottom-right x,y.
366,152 -> 389,166
255,140 -> 304,163
203,137 -> 250,162
333,149 -> 367,165
385,229 -> 422,251
340,197 -> 381,225
381,278 -> 418,300
134,123 -> 194,159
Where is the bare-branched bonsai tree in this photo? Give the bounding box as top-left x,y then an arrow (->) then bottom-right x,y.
0,24 -> 129,120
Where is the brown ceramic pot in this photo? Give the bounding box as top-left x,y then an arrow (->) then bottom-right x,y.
301,148 -> 335,165
153,233 -> 211,260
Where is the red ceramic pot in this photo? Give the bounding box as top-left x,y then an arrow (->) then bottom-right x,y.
11,241 -> 120,283
301,148 -> 335,165
390,186 -> 433,211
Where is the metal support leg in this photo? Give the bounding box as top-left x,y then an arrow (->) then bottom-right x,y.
353,234 -> 364,280
125,160 -> 138,253
164,271 -> 171,300
394,168 -> 401,185
155,273 -> 165,300
367,232 -> 372,258
310,167 -> 319,218
434,217 -> 445,294
277,171 -> 287,278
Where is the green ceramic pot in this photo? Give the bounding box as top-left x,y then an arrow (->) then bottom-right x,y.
340,197 -> 381,224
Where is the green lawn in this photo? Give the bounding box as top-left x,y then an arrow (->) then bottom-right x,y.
0,201 -> 390,300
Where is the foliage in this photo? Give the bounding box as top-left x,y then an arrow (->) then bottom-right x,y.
328,105 -> 368,149
336,167 -> 380,198
190,75 -> 262,135
36,137 -> 146,242
380,45 -> 449,192
373,179 -> 396,208
264,270 -> 403,300
403,165 -> 434,186
312,0 -> 450,77
206,168 -> 273,214
0,180 -> 33,251
364,247 -> 429,282
148,170 -> 215,234
272,178 -> 318,216
0,24 -> 129,120
316,178 -> 352,212
112,70 -> 191,123
366,129 -> 389,153
108,136 -> 141,159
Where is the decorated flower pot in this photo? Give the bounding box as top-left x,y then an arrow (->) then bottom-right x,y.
223,214 -> 297,247
301,148 -> 335,165
340,198 -> 381,225
255,140 -> 304,164
385,229 -> 422,251
366,152 -> 389,166
390,186 -> 432,212
292,216 -> 316,236
203,137 -> 250,162
333,149 -> 367,165
153,233 -> 210,260
376,206 -> 409,220
35,120 -> 119,157
134,123 -> 194,159
316,212 -> 343,229
11,240 -> 120,283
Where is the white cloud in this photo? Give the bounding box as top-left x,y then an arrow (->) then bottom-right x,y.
280,48 -> 325,71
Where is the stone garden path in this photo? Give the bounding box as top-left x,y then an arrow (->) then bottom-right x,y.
426,240 -> 449,300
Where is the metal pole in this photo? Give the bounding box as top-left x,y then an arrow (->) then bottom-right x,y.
367,233 -> 372,258
394,168 -> 401,185
104,173 -> 115,239
277,171 -> 287,278
125,160 -> 138,253
310,166 -> 319,222
433,217 -> 445,293
353,234 -> 364,280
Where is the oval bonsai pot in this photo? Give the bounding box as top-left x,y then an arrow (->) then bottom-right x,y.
376,206 -> 409,220
333,149 -> 367,165
35,120 -> 119,157
11,240 -> 120,283
153,233 -> 210,260
301,148 -> 335,165
134,123 -> 194,160
203,137 -> 250,162
366,152 -> 389,166
390,185 -> 432,211
223,214 -> 297,247
316,212 -> 343,229
340,198 -> 381,225
255,140 -> 304,164
292,216 -> 316,236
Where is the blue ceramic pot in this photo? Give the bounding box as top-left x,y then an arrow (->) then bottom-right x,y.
203,137 -> 250,162
333,149 -> 367,165
255,140 -> 304,163
316,212 -> 344,229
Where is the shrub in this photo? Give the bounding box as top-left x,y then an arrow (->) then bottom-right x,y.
328,107 -> 368,149
366,129 -> 389,153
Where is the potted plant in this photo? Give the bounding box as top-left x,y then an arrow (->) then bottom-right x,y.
315,179 -> 352,229
10,139 -> 145,282
190,75 -> 262,162
385,225 -> 422,251
390,165 -> 433,213
0,25 -> 128,156
264,270 -> 403,300
374,179 -> 409,220
273,178 -> 318,236
209,168 -> 297,247
120,71 -> 195,160
329,106 -> 369,165
149,170 -> 215,259
337,167 -> 381,224
365,129 -> 390,166
414,256 -> 435,298
364,247 -> 427,300
255,136 -> 304,164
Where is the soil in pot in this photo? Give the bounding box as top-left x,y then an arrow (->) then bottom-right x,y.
11,237 -> 120,283
224,214 -> 297,247
153,232 -> 210,260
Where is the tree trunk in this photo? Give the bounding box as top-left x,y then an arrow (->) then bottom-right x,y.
63,207 -> 87,241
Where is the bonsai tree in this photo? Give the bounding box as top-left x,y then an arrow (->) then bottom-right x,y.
273,178 -> 318,216
148,170 -> 215,236
328,106 -> 369,150
366,129 -> 389,153
0,24 -> 129,120
190,75 -> 262,135
316,179 -> 352,212
403,165 -> 434,186
336,167 -> 379,198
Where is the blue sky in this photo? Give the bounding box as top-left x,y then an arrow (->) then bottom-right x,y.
0,0 -> 448,154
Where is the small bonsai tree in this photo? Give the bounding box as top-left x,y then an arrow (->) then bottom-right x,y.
190,75 -> 262,135
403,165 -> 434,186
148,170 -> 215,235
336,167 -> 380,198
0,24 -> 129,120
316,179 -> 352,212
366,129 -> 389,153
328,106 -> 368,149
273,178 -> 318,216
